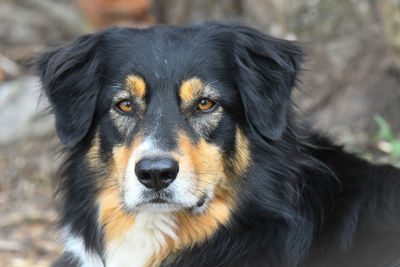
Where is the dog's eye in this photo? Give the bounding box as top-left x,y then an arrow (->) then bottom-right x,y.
117,100 -> 133,112
197,98 -> 215,111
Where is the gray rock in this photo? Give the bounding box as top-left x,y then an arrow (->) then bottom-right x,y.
0,76 -> 54,144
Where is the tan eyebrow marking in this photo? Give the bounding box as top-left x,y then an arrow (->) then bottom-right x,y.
125,75 -> 146,98
179,77 -> 204,102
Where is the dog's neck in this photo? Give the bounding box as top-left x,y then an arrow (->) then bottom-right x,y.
104,211 -> 177,267
95,192 -> 234,266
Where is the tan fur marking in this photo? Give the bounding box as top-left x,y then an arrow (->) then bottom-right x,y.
87,132 -> 101,169
234,127 -> 250,175
179,78 -> 204,102
179,133 -> 223,189
98,186 -> 135,243
125,75 -> 146,98
98,136 -> 143,244
175,193 -> 233,247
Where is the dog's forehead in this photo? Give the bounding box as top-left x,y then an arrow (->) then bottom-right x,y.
104,26 -> 229,91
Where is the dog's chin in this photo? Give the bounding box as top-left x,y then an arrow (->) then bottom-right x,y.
123,195 -> 210,215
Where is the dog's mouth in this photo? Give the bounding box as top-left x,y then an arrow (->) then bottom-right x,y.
148,196 -> 169,204
195,194 -> 207,207
147,195 -> 205,206
126,192 -> 209,214
186,194 -> 209,214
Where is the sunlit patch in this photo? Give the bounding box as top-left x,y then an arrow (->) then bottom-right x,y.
125,75 -> 146,98
179,78 -> 204,102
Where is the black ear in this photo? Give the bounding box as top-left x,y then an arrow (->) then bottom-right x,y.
37,33 -> 104,147
232,24 -> 303,141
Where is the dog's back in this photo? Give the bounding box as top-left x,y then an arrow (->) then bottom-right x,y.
306,135 -> 400,267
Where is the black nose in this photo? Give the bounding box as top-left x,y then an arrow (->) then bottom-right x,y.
135,157 -> 179,191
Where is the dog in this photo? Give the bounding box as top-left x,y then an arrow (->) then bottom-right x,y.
37,22 -> 400,267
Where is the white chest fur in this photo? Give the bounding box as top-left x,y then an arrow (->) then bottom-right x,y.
104,211 -> 178,267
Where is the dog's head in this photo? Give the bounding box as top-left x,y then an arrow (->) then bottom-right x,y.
38,22 -> 302,221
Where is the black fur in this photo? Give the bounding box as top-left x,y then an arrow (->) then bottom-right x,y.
38,22 -> 400,267
51,252 -> 82,267
38,32 -> 105,147
232,24 -> 302,141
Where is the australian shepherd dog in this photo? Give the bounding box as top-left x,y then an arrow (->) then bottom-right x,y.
37,22 -> 400,267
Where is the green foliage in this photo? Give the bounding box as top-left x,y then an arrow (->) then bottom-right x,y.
374,115 -> 400,166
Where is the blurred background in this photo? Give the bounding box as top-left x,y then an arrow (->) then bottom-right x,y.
0,0 -> 399,266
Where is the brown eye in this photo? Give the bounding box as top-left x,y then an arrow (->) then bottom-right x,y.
117,100 -> 133,112
198,98 -> 215,111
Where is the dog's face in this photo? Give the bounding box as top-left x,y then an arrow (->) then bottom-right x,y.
94,31 -> 249,214
38,23 -> 302,220
103,73 -> 241,214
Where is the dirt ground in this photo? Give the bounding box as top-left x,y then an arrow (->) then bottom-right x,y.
0,1 -> 399,266
0,134 -> 60,266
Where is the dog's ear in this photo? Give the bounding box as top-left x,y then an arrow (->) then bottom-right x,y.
232,24 -> 303,141
37,33 -> 104,147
